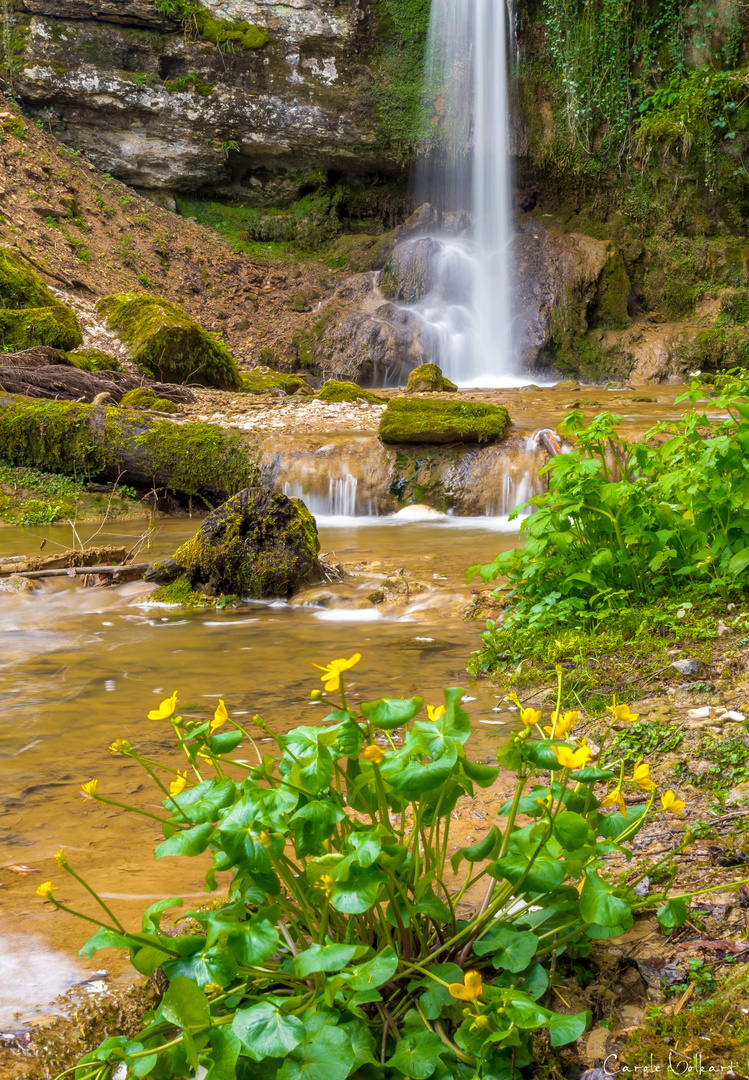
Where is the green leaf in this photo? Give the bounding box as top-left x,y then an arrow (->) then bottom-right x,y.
168,777 -> 236,823
473,926 -> 539,972
78,927 -> 139,958
496,741 -> 524,771
277,1025 -> 355,1080
360,696 -> 424,730
331,864 -> 386,915
155,822 -> 213,859
462,759 -> 500,787
553,812 -> 590,851
227,905 -> 280,966
159,975 -> 210,1033
387,1031 -> 446,1080
141,896 -> 182,935
451,825 -> 501,873
579,870 -> 633,930
569,767 -> 615,782
206,730 -> 243,755
493,851 -> 566,893
204,1027 -> 241,1080
163,941 -> 238,988
341,1020 -> 379,1069
548,1010 -> 590,1046
410,963 -> 463,1020
294,942 -> 359,977
391,742 -> 458,797
344,946 -> 399,991
503,993 -> 549,1030
232,1002 -> 305,1061
729,546 -> 749,575
596,804 -> 646,840
657,897 -> 689,929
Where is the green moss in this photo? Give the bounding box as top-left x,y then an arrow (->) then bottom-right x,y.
672,327 -> 749,372
0,464 -> 141,525
97,292 -> 241,389
120,387 -> 179,413
194,12 -> 269,50
379,398 -> 511,445
592,252 -> 631,328
716,288 -> 749,326
292,331 -> 315,369
373,0 -> 432,155
0,400 -> 114,476
133,419 -> 258,500
406,364 -> 458,393
0,246 -> 82,351
239,368 -> 309,395
67,347 -> 123,372
151,576 -> 207,606
317,380 -> 386,404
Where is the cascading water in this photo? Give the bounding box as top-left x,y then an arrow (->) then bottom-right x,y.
283,475 -> 360,519
413,0 -> 517,388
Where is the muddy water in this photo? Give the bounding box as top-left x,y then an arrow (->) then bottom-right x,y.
0,514 -> 520,1027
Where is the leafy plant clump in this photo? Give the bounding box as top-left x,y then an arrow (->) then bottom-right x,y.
380,399 -> 511,445
674,732 -> 749,791
97,292 -> 241,389
38,660 -> 729,1080
469,373 -> 749,654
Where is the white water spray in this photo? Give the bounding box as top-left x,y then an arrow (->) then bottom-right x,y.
415,0 -> 516,387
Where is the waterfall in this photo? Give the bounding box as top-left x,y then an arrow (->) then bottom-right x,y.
283,474 -> 361,519
414,0 -> 516,388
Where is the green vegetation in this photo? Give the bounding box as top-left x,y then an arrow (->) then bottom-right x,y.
0,464 -> 141,525
68,347 -> 124,373
406,364 -> 458,394
97,292 -> 241,389
674,731 -> 749,790
42,659 -> 735,1080
0,399 -> 112,478
469,373 -> 749,665
133,418 -> 258,500
380,399 -> 511,445
151,576 -> 207,606
0,245 -> 82,352
120,387 -> 179,413
374,0 -> 432,153
317,379 -> 386,404
239,369 -> 310,395
153,1 -> 269,50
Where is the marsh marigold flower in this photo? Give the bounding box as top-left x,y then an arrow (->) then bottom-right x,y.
169,771 -> 187,798
257,830 -> 272,849
426,704 -> 446,722
606,697 -> 639,724
211,700 -> 228,733
551,744 -> 591,770
661,790 -> 686,816
544,710 -> 578,738
312,654 -> 361,692
148,691 -> 178,721
108,739 -> 132,755
519,705 -> 542,729
313,873 -> 334,899
360,744 -> 385,765
80,779 -> 98,798
36,881 -> 56,900
601,787 -> 627,816
448,972 -> 483,1001
54,849 -> 67,869
631,760 -> 655,791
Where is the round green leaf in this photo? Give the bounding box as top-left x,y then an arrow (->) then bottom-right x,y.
232,1002 -> 305,1061
360,696 -> 424,730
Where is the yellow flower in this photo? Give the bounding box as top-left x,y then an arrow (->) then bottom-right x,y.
169,771 -> 187,798
426,704 -> 446,722
551,744 -> 591,770
601,787 -> 627,816
543,710 -> 578,738
661,790 -> 686,817
448,971 -> 484,1001
313,873 -> 334,899
80,779 -> 98,798
606,697 -> 639,723
519,705 -> 542,728
631,760 -> 655,791
36,881 -> 56,900
148,691 -> 178,721
258,830 -> 272,849
360,744 -> 385,765
471,1014 -> 489,1030
205,982 -> 222,996
54,849 -> 67,869
312,653 -> 361,692
574,878 -> 585,896
211,699 -> 229,733
108,739 -> 132,755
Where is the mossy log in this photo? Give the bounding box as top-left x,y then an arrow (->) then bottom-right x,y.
0,396 -> 258,501
0,347 -> 194,404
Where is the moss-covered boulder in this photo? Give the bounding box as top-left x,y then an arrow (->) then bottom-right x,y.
145,488 -> 321,599
317,380 -> 386,404
68,347 -> 124,373
120,387 -> 179,413
405,364 -> 457,394
379,399 -> 511,445
97,293 -> 241,389
0,246 -> 82,352
239,368 -> 309,395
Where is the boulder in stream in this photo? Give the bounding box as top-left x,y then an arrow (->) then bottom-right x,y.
145,488 -> 322,599
379,399 -> 510,446
406,364 -> 457,394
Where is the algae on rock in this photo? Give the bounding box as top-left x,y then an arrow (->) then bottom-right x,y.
0,246 -> 82,352
379,398 -> 511,445
97,292 -> 241,389
145,487 -> 321,599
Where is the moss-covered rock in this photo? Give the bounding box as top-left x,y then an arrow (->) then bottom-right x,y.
145,488 -> 321,599
239,368 -> 309,395
0,246 -> 82,351
379,399 -> 511,445
68,347 -> 124,373
405,364 -> 457,393
120,387 -> 179,413
316,380 -> 386,404
150,576 -> 207,606
97,292 -> 241,389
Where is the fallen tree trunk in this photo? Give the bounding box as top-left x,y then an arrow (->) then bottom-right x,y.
0,395 -> 259,502
0,545 -> 126,575
0,348 -> 194,405
14,562 -> 150,580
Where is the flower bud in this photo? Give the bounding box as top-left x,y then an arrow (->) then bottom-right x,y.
310,689 -> 323,701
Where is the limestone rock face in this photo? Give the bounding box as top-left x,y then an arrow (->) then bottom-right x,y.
145,487 -> 322,598
15,0 -> 396,198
